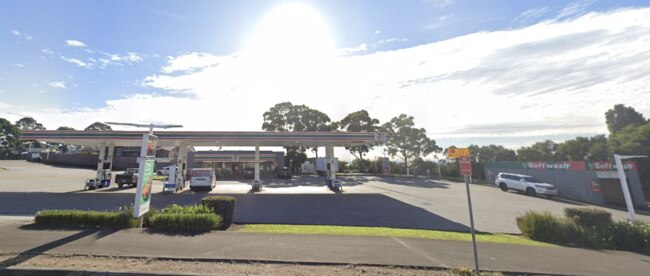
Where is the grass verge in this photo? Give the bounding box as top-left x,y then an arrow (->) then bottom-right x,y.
240,224 -> 551,247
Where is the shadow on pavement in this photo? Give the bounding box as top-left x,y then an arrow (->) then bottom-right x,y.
375,176 -> 450,189
219,175 -> 369,188
0,192 -> 470,232
0,227 -> 118,267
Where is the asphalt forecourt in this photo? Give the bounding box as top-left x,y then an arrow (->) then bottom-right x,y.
2,160 -> 650,234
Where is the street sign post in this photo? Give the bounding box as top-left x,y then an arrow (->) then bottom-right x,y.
448,148 -> 479,275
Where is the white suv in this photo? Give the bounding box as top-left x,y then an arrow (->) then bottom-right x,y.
495,173 -> 557,198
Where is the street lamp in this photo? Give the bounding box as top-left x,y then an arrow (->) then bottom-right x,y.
613,154 -> 647,221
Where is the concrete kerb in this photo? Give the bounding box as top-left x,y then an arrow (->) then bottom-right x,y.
0,266 -> 208,276
0,252 -> 566,276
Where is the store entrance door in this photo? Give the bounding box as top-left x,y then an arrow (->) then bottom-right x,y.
600,178 -> 626,207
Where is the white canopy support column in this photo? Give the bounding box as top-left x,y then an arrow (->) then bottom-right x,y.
254,145 -> 260,181
96,142 -> 107,180
251,145 -> 263,191
106,143 -> 115,172
326,145 -> 335,181
177,143 -> 188,190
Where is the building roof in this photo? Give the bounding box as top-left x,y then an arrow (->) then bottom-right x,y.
20,130 -> 386,147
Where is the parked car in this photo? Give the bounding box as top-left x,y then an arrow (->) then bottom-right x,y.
243,167 -> 255,179
156,166 -> 172,176
276,167 -> 292,179
115,168 -> 138,189
495,173 -> 557,197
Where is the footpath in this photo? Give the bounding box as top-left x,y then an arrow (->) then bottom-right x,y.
0,219 -> 649,275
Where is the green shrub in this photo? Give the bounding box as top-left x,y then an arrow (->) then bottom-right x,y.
149,213 -> 222,231
564,208 -> 612,228
609,221 -> 650,255
35,210 -> 132,228
517,210 -> 650,254
201,196 -> 236,229
160,204 -> 213,214
516,211 -> 576,244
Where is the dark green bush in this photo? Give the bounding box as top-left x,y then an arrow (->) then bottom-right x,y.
35,210 -> 132,228
160,204 -> 213,214
609,221 -> 650,255
149,213 -> 222,231
517,210 -> 650,254
564,208 -> 612,228
201,196 -> 236,229
516,211 -> 579,245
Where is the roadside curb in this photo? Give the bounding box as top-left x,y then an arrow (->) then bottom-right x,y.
0,252 -> 563,276
0,266 -> 208,276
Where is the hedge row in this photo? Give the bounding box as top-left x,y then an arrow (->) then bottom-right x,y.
150,213 -> 222,231
34,196 -> 236,231
201,196 -> 236,229
517,208 -> 650,254
35,210 -> 136,228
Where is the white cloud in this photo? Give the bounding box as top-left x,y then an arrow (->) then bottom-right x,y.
41,48 -> 54,55
61,56 -> 91,68
25,7 -> 650,157
109,52 -> 143,63
48,81 -> 67,89
374,30 -> 381,34
161,52 -> 222,73
557,0 -> 597,19
13,64 -> 25,67
10,29 -> 32,41
65,40 -> 87,47
339,43 -> 368,55
423,0 -> 453,8
514,7 -> 549,24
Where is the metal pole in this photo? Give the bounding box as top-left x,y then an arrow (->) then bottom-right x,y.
614,154 -> 636,221
465,175 -> 480,275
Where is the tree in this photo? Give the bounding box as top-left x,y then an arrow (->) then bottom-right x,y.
85,122 -> 112,131
468,144 -> 517,163
15,117 -> 45,130
556,135 -> 609,161
381,114 -> 441,176
605,104 -> 646,134
56,126 -> 75,130
607,122 -> 650,188
516,140 -> 558,161
0,118 -> 21,158
587,135 -> 609,161
262,102 -> 333,172
336,110 -> 380,172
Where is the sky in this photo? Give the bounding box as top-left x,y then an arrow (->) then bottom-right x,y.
2,0 -> 650,160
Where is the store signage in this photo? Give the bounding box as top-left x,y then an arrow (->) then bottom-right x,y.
448,148 -> 470,159
588,161 -> 637,172
460,156 -> 472,176
523,161 -> 586,171
589,180 -> 601,192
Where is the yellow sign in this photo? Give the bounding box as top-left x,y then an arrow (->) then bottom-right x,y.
447,148 -> 470,159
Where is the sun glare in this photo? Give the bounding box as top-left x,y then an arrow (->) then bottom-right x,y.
244,3 -> 337,65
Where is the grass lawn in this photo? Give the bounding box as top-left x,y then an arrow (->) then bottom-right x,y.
241,224 -> 552,247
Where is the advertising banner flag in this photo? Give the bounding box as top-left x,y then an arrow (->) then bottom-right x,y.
133,159 -> 155,217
